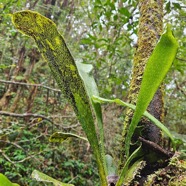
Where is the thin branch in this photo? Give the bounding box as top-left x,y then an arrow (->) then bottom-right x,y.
176,57 -> 186,62
0,140 -> 23,150
0,111 -> 79,129
0,79 -> 61,93
139,137 -> 174,158
50,114 -> 76,118
55,123 -> 80,129
175,80 -> 186,96
0,111 -> 53,123
0,149 -> 43,164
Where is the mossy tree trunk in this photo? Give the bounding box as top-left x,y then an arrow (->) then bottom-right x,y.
118,1 -> 185,184
120,0 -> 164,180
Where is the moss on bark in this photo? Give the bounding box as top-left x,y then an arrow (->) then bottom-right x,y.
144,153 -> 186,186
120,0 -> 164,167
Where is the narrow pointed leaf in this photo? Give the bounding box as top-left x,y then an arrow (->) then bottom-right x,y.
77,61 -> 106,173
92,96 -> 174,144
75,51 -> 107,184
49,132 -> 88,143
12,10 -> 107,185
116,145 -> 142,186
125,25 -> 178,157
123,160 -> 145,185
31,170 -> 74,186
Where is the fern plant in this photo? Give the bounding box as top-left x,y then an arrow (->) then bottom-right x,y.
4,10 -> 179,186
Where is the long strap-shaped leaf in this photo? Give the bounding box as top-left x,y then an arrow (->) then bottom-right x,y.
76,62 -> 107,174
125,25 -> 178,158
12,10 -> 107,186
92,96 -> 174,144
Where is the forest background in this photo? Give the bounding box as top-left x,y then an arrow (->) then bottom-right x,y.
0,0 -> 185,185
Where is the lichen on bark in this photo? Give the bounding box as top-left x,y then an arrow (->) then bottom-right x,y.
120,0 -> 164,167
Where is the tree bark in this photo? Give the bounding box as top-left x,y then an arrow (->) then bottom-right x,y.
120,0 -> 164,168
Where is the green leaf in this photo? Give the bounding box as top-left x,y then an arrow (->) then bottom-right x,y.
165,1 -> 171,13
14,75 -> 25,80
116,145 -> 142,186
92,96 -> 175,146
0,64 -> 9,69
77,61 -> 106,174
76,62 -> 97,99
95,0 -> 102,5
0,174 -> 20,186
12,10 -> 107,186
80,38 -> 92,45
173,3 -> 181,10
49,132 -> 88,143
31,170 -> 74,186
0,64 -> 15,69
123,160 -> 145,185
124,24 -> 178,158
105,154 -> 117,176
118,7 -> 130,17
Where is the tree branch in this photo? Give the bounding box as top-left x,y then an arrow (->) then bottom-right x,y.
0,111 -> 53,122
139,137 -> 174,158
175,80 -> 186,96
0,79 -> 61,93
0,140 -> 23,150
0,111 -> 79,129
0,149 -> 43,164
176,57 -> 186,62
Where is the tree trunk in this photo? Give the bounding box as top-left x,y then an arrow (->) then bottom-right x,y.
118,1 -> 186,185
119,0 -> 164,178
121,0 -> 163,153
